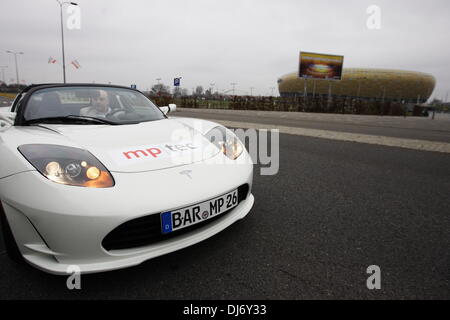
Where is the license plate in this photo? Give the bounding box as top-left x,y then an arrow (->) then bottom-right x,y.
161,189 -> 238,234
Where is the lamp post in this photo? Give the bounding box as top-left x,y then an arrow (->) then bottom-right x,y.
230,83 -> 237,96
6,51 -> 24,86
156,78 -> 162,95
0,66 -> 7,83
56,1 -> 78,83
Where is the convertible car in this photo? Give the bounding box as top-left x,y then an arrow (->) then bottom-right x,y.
0,84 -> 254,274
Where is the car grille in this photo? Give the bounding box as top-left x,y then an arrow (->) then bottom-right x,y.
102,184 -> 250,251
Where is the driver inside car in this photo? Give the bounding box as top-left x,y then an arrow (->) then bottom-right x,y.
79,89 -> 111,118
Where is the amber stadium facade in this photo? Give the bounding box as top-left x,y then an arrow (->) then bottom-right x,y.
278,68 -> 436,103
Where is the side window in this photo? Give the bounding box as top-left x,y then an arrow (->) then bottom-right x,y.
23,94 -> 44,118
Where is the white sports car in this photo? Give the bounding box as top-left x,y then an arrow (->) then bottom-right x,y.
0,84 -> 254,274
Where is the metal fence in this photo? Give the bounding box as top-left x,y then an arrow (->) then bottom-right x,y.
149,94 -> 412,116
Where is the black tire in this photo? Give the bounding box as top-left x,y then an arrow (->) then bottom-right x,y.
0,202 -> 24,263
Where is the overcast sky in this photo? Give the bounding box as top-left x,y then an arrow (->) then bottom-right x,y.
1,0 -> 449,99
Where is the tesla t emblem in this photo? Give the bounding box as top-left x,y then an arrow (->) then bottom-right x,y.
179,170 -> 193,179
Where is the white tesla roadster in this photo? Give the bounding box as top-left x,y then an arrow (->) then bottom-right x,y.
0,84 -> 254,274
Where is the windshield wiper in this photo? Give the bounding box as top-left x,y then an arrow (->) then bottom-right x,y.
26,115 -> 118,125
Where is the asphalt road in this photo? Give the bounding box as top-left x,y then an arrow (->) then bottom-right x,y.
0,133 -> 449,299
175,109 -> 450,143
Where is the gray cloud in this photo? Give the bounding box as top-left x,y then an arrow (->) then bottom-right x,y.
1,0 -> 449,99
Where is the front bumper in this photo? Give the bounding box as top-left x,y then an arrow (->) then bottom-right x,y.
0,153 -> 254,275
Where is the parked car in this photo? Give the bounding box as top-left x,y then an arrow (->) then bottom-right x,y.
0,83 -> 254,274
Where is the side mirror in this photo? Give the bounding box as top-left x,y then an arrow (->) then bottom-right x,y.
160,104 -> 177,115
168,103 -> 177,113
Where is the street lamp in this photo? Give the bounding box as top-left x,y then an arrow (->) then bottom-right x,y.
270,87 -> 275,96
0,66 -> 7,83
6,51 -> 24,86
56,1 -> 78,83
230,82 -> 237,96
155,78 -> 162,95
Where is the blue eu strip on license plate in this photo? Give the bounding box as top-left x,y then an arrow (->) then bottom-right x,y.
160,189 -> 238,234
161,211 -> 173,234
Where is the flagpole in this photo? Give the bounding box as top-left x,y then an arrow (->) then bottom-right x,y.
328,80 -> 332,100
57,1 -> 67,83
303,78 -> 308,106
312,80 -> 316,98
57,1 -> 78,83
303,78 -> 307,97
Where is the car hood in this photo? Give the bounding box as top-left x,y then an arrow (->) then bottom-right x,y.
34,118 -> 220,173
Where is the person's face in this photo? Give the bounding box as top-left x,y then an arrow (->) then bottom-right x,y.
92,90 -> 109,112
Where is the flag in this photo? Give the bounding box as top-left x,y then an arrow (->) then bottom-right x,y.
71,60 -> 81,69
48,56 -> 57,64
174,77 -> 181,87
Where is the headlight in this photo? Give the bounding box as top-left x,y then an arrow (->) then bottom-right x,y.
204,126 -> 243,160
18,144 -> 115,188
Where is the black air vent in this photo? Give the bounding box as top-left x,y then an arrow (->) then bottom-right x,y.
102,184 -> 250,251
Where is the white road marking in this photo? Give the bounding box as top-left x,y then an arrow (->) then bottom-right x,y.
212,119 -> 450,154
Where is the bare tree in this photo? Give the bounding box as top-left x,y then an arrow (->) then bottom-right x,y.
150,83 -> 171,96
194,85 -> 204,97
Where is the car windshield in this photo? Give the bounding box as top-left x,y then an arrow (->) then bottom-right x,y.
23,86 -> 166,125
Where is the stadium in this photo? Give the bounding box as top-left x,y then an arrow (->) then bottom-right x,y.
278,68 -> 436,103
